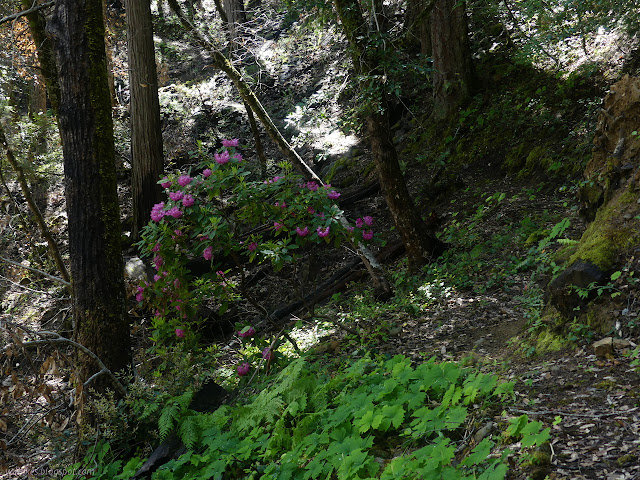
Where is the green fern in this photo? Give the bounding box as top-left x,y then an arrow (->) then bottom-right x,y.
158,391 -> 194,440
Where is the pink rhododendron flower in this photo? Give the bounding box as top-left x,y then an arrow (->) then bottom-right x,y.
169,191 -> 184,201
153,274 -> 161,282
346,226 -> 355,232
150,202 -> 165,222
237,362 -> 250,376
262,348 -> 273,361
308,207 -> 315,214
306,181 -> 319,192
153,255 -> 163,269
178,175 -> 192,187
275,201 -> 287,208
238,326 -> 256,338
182,194 -> 195,207
317,226 -> 330,237
203,246 -> 213,261
166,206 -> 183,219
247,242 -> 258,252
327,190 -> 341,200
296,226 -> 309,237
202,168 -> 212,178
215,151 -> 230,164
274,222 -> 283,231
363,216 -> 373,226
233,153 -> 243,161
355,218 -> 364,228
175,328 -> 185,338
362,230 -> 374,240
160,178 -> 172,188
152,243 -> 161,252
222,138 -> 239,147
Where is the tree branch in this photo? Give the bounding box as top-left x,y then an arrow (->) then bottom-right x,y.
0,0 -> 55,26
0,256 -> 70,286
2,324 -> 127,397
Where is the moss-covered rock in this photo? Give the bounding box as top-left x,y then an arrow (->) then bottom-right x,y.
569,185 -> 640,271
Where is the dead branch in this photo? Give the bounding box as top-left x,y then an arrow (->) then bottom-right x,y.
0,0 -> 55,26
2,324 -> 127,397
0,256 -> 70,286
0,121 -> 71,286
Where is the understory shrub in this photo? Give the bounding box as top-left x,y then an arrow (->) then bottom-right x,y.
136,139 -> 376,345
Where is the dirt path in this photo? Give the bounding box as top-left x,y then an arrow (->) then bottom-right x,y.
374,288 -> 640,480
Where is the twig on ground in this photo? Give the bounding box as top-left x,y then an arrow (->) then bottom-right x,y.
0,256 -> 70,286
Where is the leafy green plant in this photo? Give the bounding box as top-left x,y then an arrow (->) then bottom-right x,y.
75,354 -> 550,480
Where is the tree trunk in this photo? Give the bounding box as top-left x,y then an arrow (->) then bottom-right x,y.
223,0 -> 245,39
404,0 -> 432,56
21,0 -> 61,114
367,105 -> 446,268
430,0 -> 473,120
335,0 -> 446,270
50,0 -> 130,392
126,0 -> 165,241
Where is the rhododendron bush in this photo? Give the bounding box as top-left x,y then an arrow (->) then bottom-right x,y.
136,140 -> 376,342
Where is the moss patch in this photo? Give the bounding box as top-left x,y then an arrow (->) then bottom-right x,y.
569,184 -> 640,271
535,330 -> 567,352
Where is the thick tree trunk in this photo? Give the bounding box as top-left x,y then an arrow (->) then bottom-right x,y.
51,0 -> 130,392
126,0 -> 165,241
431,0 -> 473,120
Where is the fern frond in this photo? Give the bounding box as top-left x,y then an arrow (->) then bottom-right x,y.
179,415 -> 200,449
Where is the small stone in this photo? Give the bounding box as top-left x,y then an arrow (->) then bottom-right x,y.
612,338 -> 631,350
593,337 -> 613,357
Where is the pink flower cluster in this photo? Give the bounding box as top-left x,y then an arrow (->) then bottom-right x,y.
222,138 -> 239,147
238,326 -> 256,338
151,201 -> 184,221
151,202 -> 165,222
215,150 -> 230,164
237,362 -> 250,376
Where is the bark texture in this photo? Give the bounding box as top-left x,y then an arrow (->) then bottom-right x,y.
431,0 -> 473,120
51,0 -> 130,391
126,0 -> 164,241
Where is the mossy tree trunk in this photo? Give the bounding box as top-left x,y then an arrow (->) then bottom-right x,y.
334,0 -> 446,270
431,0 -> 474,120
126,0 -> 165,241
21,0 -> 61,114
50,0 -> 130,392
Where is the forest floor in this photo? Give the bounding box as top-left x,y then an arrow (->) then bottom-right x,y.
2,4 -> 640,480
